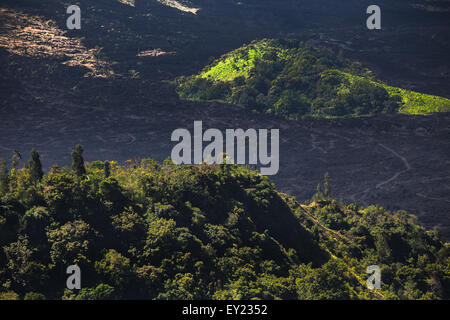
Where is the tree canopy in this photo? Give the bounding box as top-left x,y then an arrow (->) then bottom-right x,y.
0,150 -> 448,300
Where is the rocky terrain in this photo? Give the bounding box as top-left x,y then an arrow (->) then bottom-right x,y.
0,0 -> 449,239
1,74 -> 449,239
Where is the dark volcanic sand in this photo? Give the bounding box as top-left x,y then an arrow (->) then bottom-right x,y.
1,80 -> 449,240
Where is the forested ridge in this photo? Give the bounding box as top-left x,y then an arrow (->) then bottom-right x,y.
0,148 -> 448,300
175,39 -> 450,118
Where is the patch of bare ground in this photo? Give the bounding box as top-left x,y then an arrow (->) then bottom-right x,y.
0,74 -> 448,239
0,8 -> 112,78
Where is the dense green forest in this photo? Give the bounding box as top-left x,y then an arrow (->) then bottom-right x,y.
175,39 -> 450,119
0,147 -> 448,300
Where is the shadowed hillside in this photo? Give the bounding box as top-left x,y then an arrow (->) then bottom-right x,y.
0,0 -> 449,270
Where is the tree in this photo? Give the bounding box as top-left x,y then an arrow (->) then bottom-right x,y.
324,172 -> 331,197
157,273 -> 197,299
292,261 -> 353,299
274,90 -> 309,118
75,283 -> 115,300
11,150 -> 22,168
3,235 -> 45,290
24,292 -> 46,300
0,292 -> 19,300
29,149 -> 43,183
316,183 -> 322,196
72,144 -> 86,177
46,220 -> 94,266
94,249 -> 131,287
0,158 -> 8,194
104,161 -> 110,178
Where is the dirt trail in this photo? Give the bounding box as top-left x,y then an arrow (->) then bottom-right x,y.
376,142 -> 412,189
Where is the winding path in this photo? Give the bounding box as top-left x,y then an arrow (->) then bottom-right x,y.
376,142 -> 411,189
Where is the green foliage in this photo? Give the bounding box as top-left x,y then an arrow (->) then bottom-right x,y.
291,261 -> 355,299
201,43 -> 269,82
385,86 -> 450,115
0,158 -> 8,194
71,144 -> 86,177
0,157 -> 448,300
292,195 -> 450,300
176,39 -> 450,118
46,220 -> 94,266
95,249 -> 131,287
29,149 -> 43,183
11,150 -> 22,168
323,172 -> 330,198
24,292 -> 46,300
75,283 -> 115,300
0,291 -> 19,300
104,161 -> 111,178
